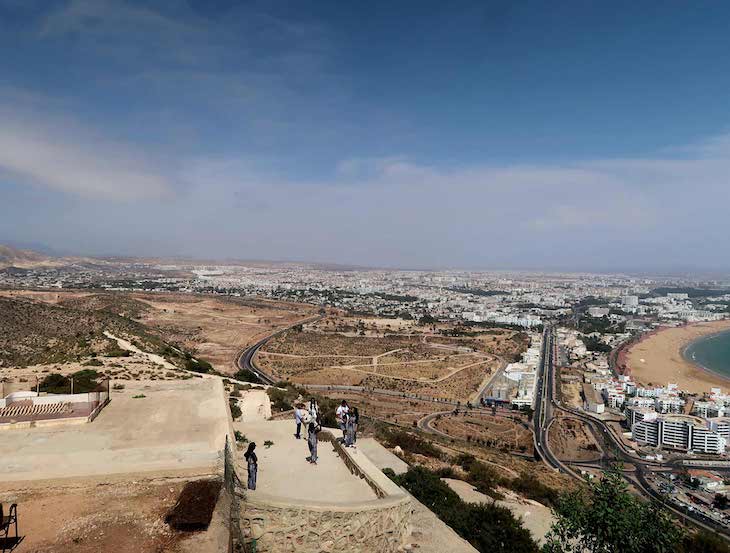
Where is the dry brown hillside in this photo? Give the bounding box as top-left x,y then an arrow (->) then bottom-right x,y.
0,244 -> 56,269
0,295 -> 165,367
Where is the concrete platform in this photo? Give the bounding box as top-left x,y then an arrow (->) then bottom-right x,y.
356,437 -> 409,475
0,379 -> 230,485
233,419 -> 376,503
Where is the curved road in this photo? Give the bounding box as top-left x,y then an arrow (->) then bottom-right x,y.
236,315 -> 322,385
535,325 -> 730,539
237,317 -> 730,538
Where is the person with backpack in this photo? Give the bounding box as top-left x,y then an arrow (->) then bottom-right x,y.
244,442 -> 258,490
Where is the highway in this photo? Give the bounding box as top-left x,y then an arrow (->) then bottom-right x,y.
237,316 -> 730,538
534,325 -> 730,539
235,315 -> 322,385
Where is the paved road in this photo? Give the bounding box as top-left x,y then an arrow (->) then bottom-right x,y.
238,318 -> 730,538
534,325 -> 730,539
236,315 -> 322,385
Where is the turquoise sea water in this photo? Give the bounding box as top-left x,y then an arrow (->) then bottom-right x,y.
684,329 -> 730,378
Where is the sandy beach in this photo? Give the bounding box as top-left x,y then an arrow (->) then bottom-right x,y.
625,320 -> 730,395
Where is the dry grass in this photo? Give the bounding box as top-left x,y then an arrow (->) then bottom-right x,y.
548,415 -> 601,462
431,412 -> 534,454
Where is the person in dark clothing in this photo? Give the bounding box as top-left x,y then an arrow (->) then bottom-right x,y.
307,421 -> 321,464
352,407 -> 359,443
345,413 -> 356,447
244,442 -> 258,490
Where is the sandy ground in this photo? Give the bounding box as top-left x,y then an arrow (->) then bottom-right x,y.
548,415 -> 601,462
626,320 -> 730,394
135,294 -> 314,374
0,477 -> 231,553
406,497 -> 479,553
0,379 -> 228,484
232,419 -> 376,503
443,478 -> 555,545
236,389 -> 272,422
0,290 -> 314,375
355,438 -> 410,475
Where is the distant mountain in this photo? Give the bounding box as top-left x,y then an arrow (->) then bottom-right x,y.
0,244 -> 58,268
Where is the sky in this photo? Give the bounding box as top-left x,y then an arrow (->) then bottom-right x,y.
1,0 -> 730,272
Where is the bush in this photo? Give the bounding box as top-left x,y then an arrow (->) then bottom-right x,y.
185,357 -> 214,374
393,466 -> 537,553
39,373 -> 70,394
509,472 -> 558,507
70,369 -> 101,393
83,358 -> 104,367
234,369 -> 262,384
379,429 -> 442,459
229,399 -> 242,419
266,383 -> 306,412
234,430 -> 248,443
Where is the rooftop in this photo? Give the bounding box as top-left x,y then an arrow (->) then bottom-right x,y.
0,378 -> 230,486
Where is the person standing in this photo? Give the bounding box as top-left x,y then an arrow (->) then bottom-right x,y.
244,442 -> 258,490
345,413 -> 356,447
352,407 -> 360,444
294,404 -> 303,439
307,421 -> 320,464
336,400 -> 349,440
309,397 -> 319,422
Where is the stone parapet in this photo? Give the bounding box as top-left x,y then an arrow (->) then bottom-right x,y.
240,431 -> 412,552
241,493 -> 411,553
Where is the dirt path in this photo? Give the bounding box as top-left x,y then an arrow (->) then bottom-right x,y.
104,332 -> 179,371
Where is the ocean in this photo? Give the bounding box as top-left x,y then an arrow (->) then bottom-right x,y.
684,329 -> 730,378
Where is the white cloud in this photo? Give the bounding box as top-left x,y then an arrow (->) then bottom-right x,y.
0,106 -> 173,201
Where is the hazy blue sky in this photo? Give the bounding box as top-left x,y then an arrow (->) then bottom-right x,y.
1,0 -> 730,271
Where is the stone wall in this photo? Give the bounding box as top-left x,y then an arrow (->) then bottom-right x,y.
241,494 -> 411,553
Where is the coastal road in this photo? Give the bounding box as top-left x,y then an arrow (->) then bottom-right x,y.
534,326 -> 730,539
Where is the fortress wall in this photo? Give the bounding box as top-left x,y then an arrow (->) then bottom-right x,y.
240,428 -> 413,552
240,493 -> 412,553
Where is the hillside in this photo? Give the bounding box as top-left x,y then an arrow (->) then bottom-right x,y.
0,295 -> 165,367
0,244 -> 58,269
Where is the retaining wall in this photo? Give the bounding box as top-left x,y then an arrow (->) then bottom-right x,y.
241,493 -> 411,553
240,431 -> 412,552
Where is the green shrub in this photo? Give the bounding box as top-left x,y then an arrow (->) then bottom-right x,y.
266,383 -> 306,412
39,373 -> 70,394
234,430 -> 248,443
393,466 -> 537,553
509,472 -> 558,507
234,368 -> 261,383
185,357 -> 213,374
379,429 -> 443,459
229,399 -> 242,420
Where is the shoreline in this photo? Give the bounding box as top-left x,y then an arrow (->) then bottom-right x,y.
682,327 -> 730,376
624,319 -> 730,395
